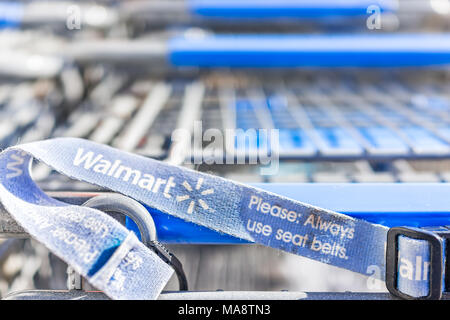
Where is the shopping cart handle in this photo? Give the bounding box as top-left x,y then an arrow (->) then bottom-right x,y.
168,34 -> 450,68
188,0 -> 396,19
0,2 -> 22,28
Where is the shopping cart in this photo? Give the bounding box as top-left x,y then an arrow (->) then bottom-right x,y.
1,0 -> 450,300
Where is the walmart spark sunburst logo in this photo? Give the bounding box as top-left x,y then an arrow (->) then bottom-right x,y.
176,177 -> 214,214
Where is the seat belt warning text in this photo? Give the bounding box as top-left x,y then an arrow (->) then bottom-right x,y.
242,194 -> 355,260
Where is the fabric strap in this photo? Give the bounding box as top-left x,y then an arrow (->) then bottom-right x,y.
0,138 -> 445,299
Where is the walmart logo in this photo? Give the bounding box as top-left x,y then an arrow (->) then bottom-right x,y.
176,177 -> 214,214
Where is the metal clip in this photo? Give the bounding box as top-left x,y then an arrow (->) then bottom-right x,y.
81,193 -> 188,291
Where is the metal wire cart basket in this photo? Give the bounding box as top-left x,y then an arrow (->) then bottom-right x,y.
0,0 -> 450,300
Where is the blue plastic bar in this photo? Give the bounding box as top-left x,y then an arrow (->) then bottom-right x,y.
168,34 -> 450,68
187,0 -> 396,19
0,2 -> 22,28
127,183 -> 450,243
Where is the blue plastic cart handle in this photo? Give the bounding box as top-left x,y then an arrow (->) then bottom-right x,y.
169,34 -> 450,68
0,2 -> 22,28
127,183 -> 450,244
187,0 -> 396,19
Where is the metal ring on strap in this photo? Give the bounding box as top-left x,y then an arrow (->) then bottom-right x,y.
82,193 -> 188,291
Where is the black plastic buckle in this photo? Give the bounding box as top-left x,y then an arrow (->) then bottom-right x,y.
386,226 -> 449,300
148,240 -> 189,291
